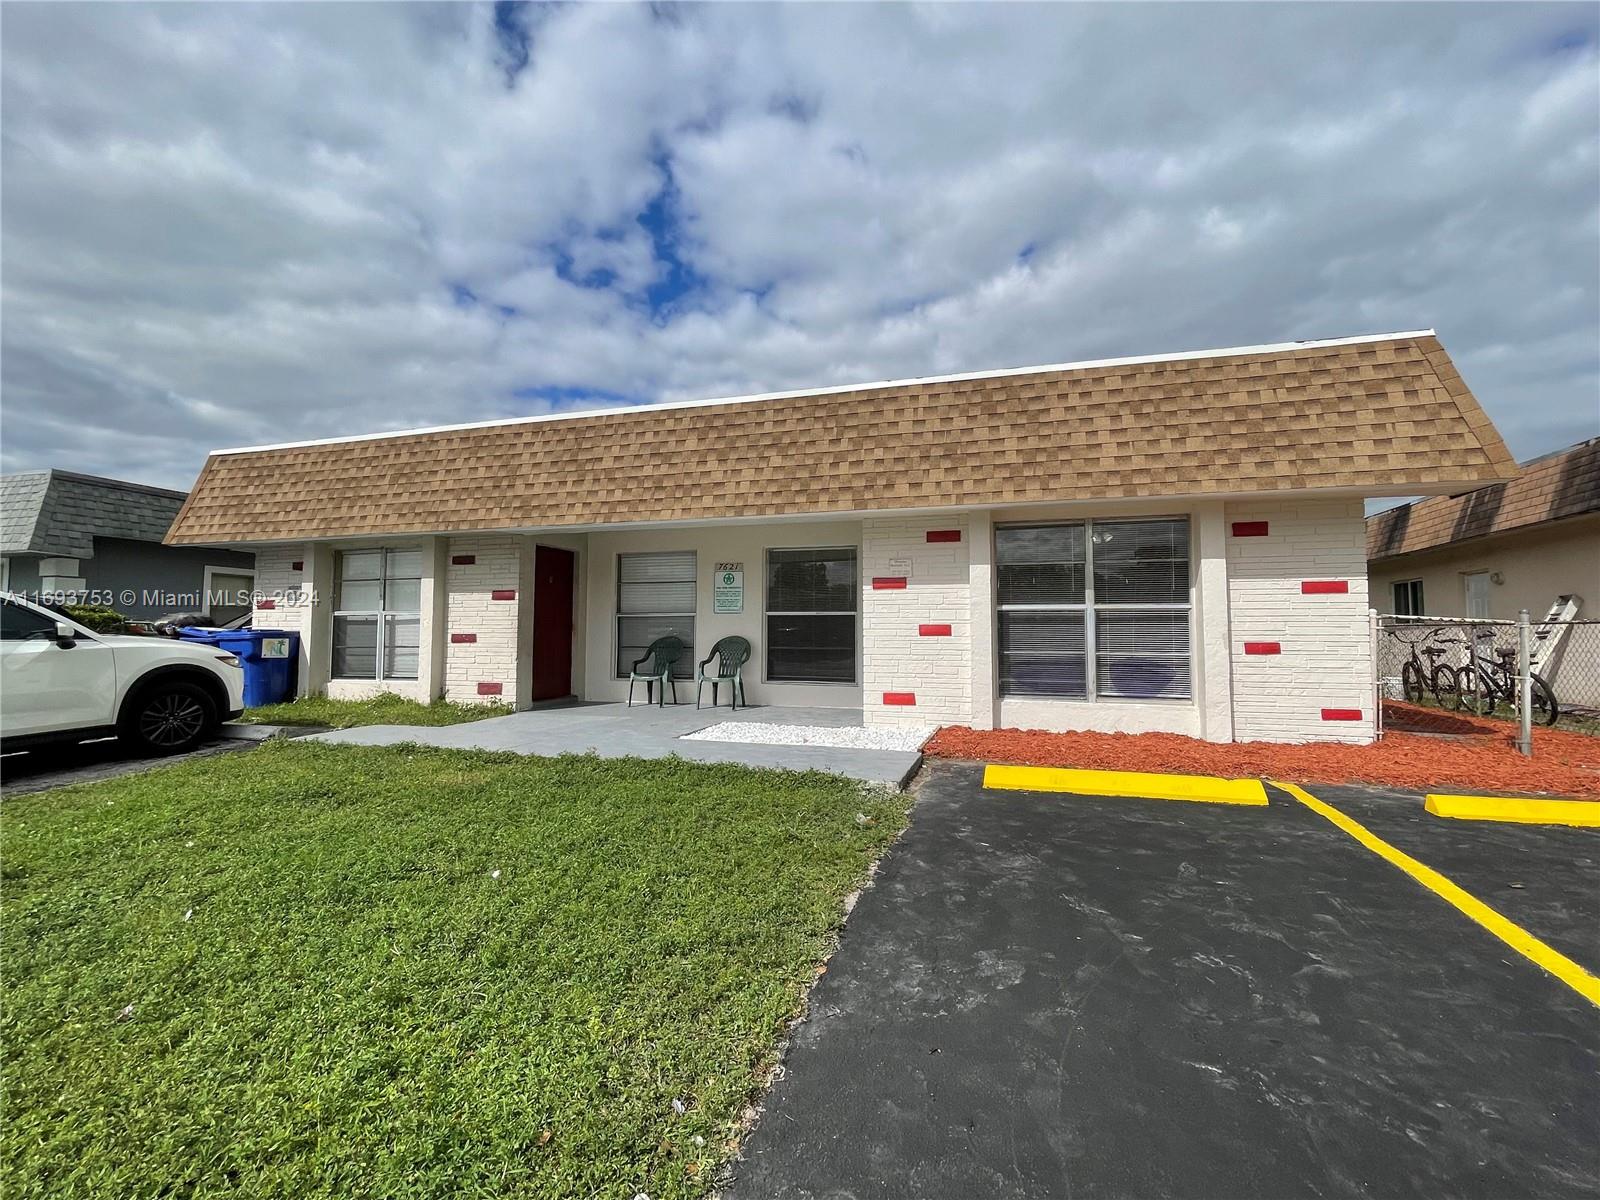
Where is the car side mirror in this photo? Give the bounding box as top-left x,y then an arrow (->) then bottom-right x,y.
54,622 -> 77,649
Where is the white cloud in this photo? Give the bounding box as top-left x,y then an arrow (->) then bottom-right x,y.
2,1 -> 1596,491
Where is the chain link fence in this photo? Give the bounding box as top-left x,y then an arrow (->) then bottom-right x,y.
1376,616 -> 1600,744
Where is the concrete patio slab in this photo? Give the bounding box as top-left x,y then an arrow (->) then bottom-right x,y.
308,702 -> 924,788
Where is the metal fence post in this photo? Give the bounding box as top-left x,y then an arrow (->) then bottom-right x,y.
1517,608 -> 1533,756
1370,609 -> 1382,739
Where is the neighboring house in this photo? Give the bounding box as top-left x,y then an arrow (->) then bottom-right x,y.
1,470 -> 256,620
167,330 -> 1515,745
1367,437 -> 1599,622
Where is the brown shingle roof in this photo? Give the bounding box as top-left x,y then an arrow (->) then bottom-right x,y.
1367,436 -> 1600,562
168,332 -> 1517,545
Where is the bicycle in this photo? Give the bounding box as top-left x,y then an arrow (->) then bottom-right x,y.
1446,629 -> 1559,726
1395,629 -> 1463,708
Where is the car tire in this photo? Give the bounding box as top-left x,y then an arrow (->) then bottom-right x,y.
120,680 -> 217,755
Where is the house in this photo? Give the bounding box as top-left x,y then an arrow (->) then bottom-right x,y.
166,330 -> 1516,745
1,470 -> 256,620
1367,437 -> 1599,622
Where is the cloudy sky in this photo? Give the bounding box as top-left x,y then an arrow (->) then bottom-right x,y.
3,2 -> 1596,493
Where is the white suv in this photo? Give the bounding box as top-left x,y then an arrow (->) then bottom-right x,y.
1,593 -> 245,755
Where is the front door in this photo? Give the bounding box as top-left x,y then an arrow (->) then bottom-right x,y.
531,546 -> 575,702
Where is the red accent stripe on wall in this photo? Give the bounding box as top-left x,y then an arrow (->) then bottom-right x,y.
451,554 -> 476,566
491,589 -> 516,600
872,577 -> 907,590
257,599 -> 276,610
1243,642 -> 1281,655
1321,708 -> 1362,721
926,530 -> 962,543
882,692 -> 917,706
919,624 -> 952,637
1231,521 -> 1269,537
1301,580 -> 1349,594
477,681 -> 503,696
450,633 -> 477,644
290,560 -> 303,571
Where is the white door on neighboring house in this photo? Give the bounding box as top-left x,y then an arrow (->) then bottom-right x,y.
1463,571 -> 1491,619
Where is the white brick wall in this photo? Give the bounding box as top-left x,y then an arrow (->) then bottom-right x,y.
443,535 -> 522,704
1226,499 -> 1375,744
861,517 -> 972,726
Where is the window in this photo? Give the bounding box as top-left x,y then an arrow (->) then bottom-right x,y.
997,518 -> 1191,701
616,551 -> 695,678
1392,579 -> 1424,617
1,599 -> 60,641
766,547 -> 857,683
333,549 -> 421,681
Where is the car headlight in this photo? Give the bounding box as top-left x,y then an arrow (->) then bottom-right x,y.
214,654 -> 242,668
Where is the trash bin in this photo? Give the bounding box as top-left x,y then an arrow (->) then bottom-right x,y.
178,628 -> 299,707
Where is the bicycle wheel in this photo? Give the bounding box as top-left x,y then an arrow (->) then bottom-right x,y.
1431,664 -> 1462,711
1401,660 -> 1425,704
1454,665 -> 1491,716
1531,675 -> 1559,727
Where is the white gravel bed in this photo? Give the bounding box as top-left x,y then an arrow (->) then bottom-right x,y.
680,722 -> 933,752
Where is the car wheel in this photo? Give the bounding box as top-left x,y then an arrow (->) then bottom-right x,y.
122,681 -> 216,755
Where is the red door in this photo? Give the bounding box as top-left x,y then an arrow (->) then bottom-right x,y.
531,546 -> 575,702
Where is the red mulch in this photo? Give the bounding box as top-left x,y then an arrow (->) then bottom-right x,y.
925,703 -> 1600,798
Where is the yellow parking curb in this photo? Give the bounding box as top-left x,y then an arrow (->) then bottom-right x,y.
983,765 -> 1268,806
1424,794 -> 1600,828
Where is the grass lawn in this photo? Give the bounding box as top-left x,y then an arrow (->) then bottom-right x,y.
239,693 -> 510,728
1,742 -> 911,1198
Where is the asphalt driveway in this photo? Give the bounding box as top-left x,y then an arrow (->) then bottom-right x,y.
726,761 -> 1599,1200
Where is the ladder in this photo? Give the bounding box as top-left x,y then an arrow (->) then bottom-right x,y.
1530,594 -> 1583,673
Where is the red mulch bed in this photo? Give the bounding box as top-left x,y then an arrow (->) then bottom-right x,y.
926,703 -> 1600,798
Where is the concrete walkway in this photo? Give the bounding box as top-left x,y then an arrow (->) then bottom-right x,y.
310,701 -> 924,787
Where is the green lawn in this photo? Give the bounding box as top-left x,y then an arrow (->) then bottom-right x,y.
1,742 -> 911,1198
240,693 -> 510,728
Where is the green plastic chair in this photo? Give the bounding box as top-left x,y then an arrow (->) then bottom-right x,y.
696,636 -> 751,711
627,636 -> 686,707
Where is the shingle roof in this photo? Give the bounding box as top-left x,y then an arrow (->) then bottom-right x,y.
167,331 -> 1518,546
2,470 -> 189,558
1367,437 -> 1600,562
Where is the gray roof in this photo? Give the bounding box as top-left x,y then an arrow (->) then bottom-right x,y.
1,470 -> 189,559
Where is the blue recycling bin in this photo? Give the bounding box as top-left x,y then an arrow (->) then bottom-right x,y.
178,628 -> 299,707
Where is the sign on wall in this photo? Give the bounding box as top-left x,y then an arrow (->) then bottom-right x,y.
713,562 -> 744,614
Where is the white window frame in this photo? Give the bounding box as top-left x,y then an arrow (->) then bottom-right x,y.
614,551 -> 697,680
201,565 -> 256,615
332,548 -> 421,682
1391,579 -> 1424,617
996,516 -> 1194,703
763,545 -> 860,685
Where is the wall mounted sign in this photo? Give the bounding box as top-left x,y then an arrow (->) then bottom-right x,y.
713,562 -> 744,614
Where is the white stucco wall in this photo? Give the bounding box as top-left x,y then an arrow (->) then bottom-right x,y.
1226,498 -> 1375,744
442,535 -> 525,705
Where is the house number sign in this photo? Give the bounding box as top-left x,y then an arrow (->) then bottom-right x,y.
713,562 -> 744,614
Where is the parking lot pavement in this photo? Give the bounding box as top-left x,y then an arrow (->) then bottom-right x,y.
0,736 -> 250,797
727,760 -> 1599,1200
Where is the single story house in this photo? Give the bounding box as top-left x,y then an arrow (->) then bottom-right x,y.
2,470 -> 256,620
1368,436 -> 1598,622
167,330 -> 1516,745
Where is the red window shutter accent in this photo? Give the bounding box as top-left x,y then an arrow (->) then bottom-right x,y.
883,692 -> 917,706
1243,642 -> 1281,655
257,599 -> 276,610
1231,521 -> 1269,537
925,530 -> 962,543
290,560 -> 303,571
919,624 -> 952,637
451,554 -> 476,566
450,633 -> 477,644
477,681 -> 503,697
491,589 -> 516,601
872,577 -> 907,590
1301,580 -> 1349,594
1321,708 -> 1362,721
